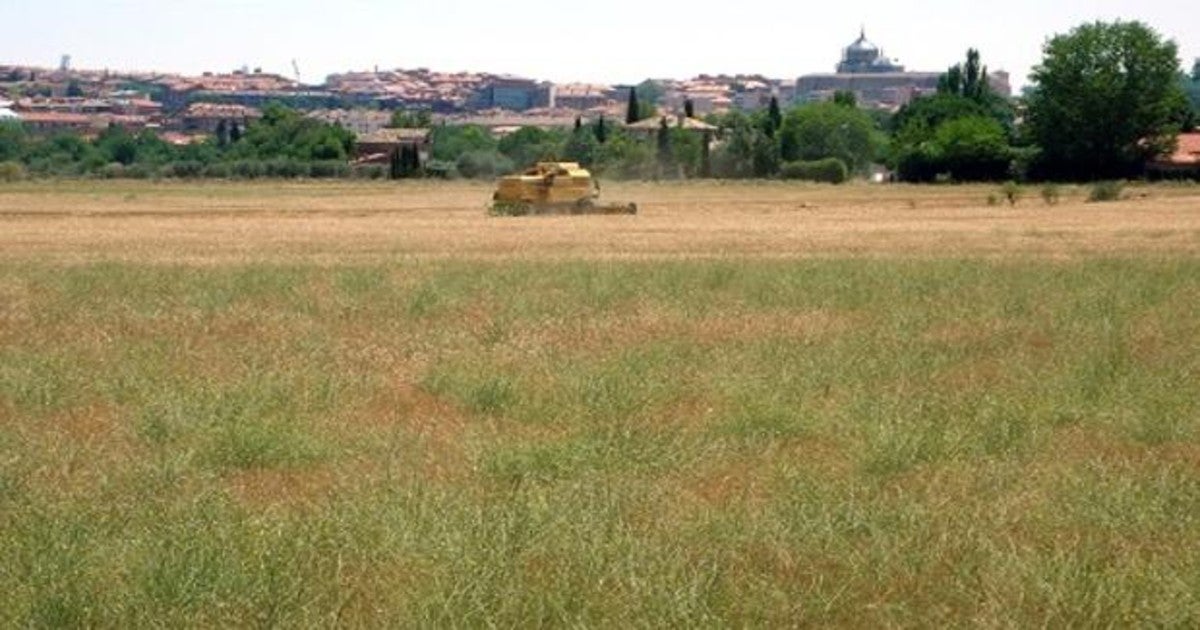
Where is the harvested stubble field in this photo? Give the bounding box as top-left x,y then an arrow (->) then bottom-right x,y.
1,180 -> 1199,627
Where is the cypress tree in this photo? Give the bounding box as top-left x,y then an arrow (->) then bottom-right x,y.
626,88 -> 640,124
767,96 -> 782,135
389,148 -> 402,180
684,99 -> 695,119
229,121 -> 242,144
215,119 -> 229,148
409,144 -> 422,174
656,117 -> 671,164
574,116 -> 582,132
594,115 -> 608,144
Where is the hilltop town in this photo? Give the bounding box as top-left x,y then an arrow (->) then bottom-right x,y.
0,31 -> 1013,142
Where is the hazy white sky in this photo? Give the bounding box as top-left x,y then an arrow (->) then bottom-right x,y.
0,0 -> 1196,88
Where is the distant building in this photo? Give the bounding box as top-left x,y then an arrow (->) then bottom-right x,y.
354,128 -> 432,165
796,29 -> 1011,108
552,84 -> 615,110
307,109 -> 392,136
478,77 -> 552,111
837,29 -> 905,74
0,104 -> 22,122
179,102 -> 262,133
16,112 -> 98,134
1148,132 -> 1200,179
796,30 -> 939,108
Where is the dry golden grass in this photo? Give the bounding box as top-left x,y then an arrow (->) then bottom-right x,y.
1,179 -> 1198,262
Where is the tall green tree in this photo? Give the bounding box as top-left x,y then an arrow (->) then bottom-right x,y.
766,96 -> 782,138
656,118 -> 671,168
594,115 -> 608,144
498,126 -> 561,166
939,49 -> 990,101
779,102 -> 880,172
390,109 -> 432,128
215,119 -> 229,148
0,122 -> 26,163
684,99 -> 695,119
1026,21 -> 1187,179
563,126 -> 599,166
626,88 -> 641,125
635,80 -> 663,118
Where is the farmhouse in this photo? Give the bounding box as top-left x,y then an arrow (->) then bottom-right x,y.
353,127 -> 432,165
1148,132 -> 1200,179
179,103 -> 262,133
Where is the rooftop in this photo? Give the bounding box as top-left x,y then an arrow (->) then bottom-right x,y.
1158,132 -> 1200,166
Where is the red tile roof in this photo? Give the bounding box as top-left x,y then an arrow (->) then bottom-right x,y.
1163,133 -> 1200,166
17,112 -> 92,124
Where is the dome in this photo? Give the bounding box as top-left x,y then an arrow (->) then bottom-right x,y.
847,29 -> 879,54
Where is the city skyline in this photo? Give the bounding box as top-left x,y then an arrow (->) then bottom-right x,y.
0,1 -> 1197,88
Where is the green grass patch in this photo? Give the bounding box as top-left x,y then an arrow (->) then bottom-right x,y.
1,258 -> 1198,626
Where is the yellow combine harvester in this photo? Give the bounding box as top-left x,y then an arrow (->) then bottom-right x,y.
490,162 -> 638,216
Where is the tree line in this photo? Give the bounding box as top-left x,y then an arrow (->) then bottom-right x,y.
0,103 -> 359,180
1,20 -> 1198,184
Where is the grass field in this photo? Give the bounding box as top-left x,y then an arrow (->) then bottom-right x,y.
1,180 -> 1199,627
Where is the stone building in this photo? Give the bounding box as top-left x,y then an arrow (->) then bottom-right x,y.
796,29 -> 1011,109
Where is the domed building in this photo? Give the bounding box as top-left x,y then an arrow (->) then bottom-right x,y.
795,28 -> 989,109
836,29 -> 905,74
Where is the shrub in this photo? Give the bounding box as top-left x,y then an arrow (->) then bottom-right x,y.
167,161 -> 204,179
308,161 -> 350,179
231,160 -> 266,179
986,193 -> 999,206
1001,181 -> 1022,206
201,162 -> 233,179
353,165 -> 386,180
1088,180 -> 1125,202
97,163 -> 126,179
123,163 -> 157,180
1040,183 -> 1061,205
263,159 -> 306,179
456,151 -> 514,179
780,158 -> 849,184
0,160 -> 26,182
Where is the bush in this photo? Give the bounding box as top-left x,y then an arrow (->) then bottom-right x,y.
456,151 -> 514,179
1040,183 -> 1061,205
1001,181 -> 1022,206
231,160 -> 266,179
308,161 -> 351,179
97,163 -> 126,179
780,158 -> 849,184
166,161 -> 204,179
0,160 -> 26,182
263,159 -> 306,179
201,162 -> 233,179
1088,180 -> 1125,202
123,163 -> 158,180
